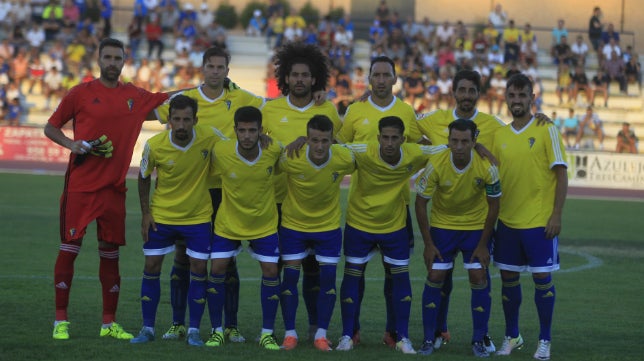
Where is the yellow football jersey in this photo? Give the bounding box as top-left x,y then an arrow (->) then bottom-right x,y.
345,142 -> 443,233
416,108 -> 506,148
155,86 -> 265,137
213,140 -> 283,240
279,144 -> 355,232
492,120 -> 567,229
262,96 -> 342,203
140,125 -> 225,225
415,147 -> 501,230
337,96 -> 422,144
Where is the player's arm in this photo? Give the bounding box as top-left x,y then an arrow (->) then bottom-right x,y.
473,142 -> 498,166
414,194 -> 443,273
138,172 -> 156,243
471,194 -> 499,269
44,123 -> 92,155
545,165 -> 568,239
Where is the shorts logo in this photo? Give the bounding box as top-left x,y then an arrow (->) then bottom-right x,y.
127,99 -> 134,111
528,137 -> 536,148
69,228 -> 76,237
201,150 -> 209,159
331,171 -> 340,183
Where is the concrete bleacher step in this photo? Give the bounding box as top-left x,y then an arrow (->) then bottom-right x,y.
541,92 -> 643,110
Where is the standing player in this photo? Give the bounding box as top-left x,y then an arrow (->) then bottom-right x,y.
336,116 -> 442,354
492,74 -> 567,361
414,119 -> 501,357
261,42 -> 341,348
206,106 -> 283,350
152,46 -> 265,343
44,38 -> 168,340
278,115 -> 355,351
415,69 -> 504,352
336,55 -> 422,347
131,95 -> 225,345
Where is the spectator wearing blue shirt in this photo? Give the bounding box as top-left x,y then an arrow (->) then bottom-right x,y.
562,108 -> 579,148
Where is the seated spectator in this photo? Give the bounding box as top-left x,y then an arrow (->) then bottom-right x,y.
26,23 -> 46,52
27,55 -> 46,94
625,55 -> 641,92
42,0 -> 63,41
62,0 -> 80,28
317,15 -> 334,49
351,66 -> 368,97
454,43 -> 474,70
555,63 -> 573,104
435,20 -> 454,47
571,65 -> 592,105
247,9 -> 266,37
472,31 -> 489,61
562,108 -> 580,148
571,35 -> 589,66
42,66 -> 63,110
502,20 -> 520,63
436,67 -> 453,109
5,97 -> 21,126
616,122 -> 638,153
520,38 -> 538,68
284,7 -> 306,30
333,24 -> 353,48
553,35 -> 573,65
127,16 -> 144,61
551,111 -> 563,132
520,22 -> 537,44
621,45 -> 635,63
196,3 -> 214,31
207,19 -> 228,49
420,71 -> 439,112
403,67 -> 425,110
369,19 -> 386,45
416,16 -> 434,47
145,16 -> 164,59
159,2 -> 180,34
591,68 -> 610,107
487,44 -> 504,72
437,45 -> 456,70
575,106 -> 605,150
601,23 -> 620,46
121,58 -> 137,84
402,15 -> 419,45
603,50 -> 627,94
551,19 -> 568,45
602,38 -> 621,62
483,20 -> 500,45
421,46 -> 437,74
488,70 -> 506,115
283,22 -> 303,43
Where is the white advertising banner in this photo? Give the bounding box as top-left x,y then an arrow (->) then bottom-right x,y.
567,151 -> 644,190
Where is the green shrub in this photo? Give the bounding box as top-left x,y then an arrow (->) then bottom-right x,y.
327,7 -> 345,23
216,1 -> 238,29
299,1 -> 320,26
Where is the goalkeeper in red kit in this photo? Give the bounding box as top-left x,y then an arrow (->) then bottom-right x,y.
44,38 -> 168,340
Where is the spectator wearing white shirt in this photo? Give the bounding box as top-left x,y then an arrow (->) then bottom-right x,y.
196,3 -> 213,31
416,16 -> 434,47
333,24 -> 353,48
435,20 -> 454,47
601,38 -> 621,61
14,0 -> 32,25
488,3 -> 507,30
26,23 -> 46,51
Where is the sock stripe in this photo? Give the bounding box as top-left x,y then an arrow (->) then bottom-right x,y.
425,279 -> 444,288
470,281 -> 488,290
502,280 -> 521,288
143,273 -> 161,280
344,268 -> 363,277
535,281 -> 554,290
390,265 -> 409,274
284,264 -> 301,271
209,274 -> 225,284
59,244 -> 80,254
99,249 -> 119,259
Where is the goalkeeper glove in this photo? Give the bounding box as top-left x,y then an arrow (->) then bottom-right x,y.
89,135 -> 113,158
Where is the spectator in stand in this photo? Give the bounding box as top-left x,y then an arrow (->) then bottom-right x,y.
284,7 -> 306,31
334,24 -> 353,48
159,1 -> 180,34
10,49 -> 29,87
403,67 -> 424,110
178,2 -> 197,24
502,20 -> 520,63
14,0 -> 32,26
283,22 -> 303,44
388,11 -> 403,35
206,18 -> 227,49
351,65 -> 367,97
520,22 -> 536,44
369,19 -> 385,45
601,23 -> 620,46
625,55 -> 641,92
120,57 -> 137,83
266,9 -> 285,48
454,43 -> 474,70
472,31 -> 488,61
420,45 -> 437,74
616,122 -> 638,153
0,0 -> 12,25
100,0 -> 113,38
588,7 -> 603,54
28,55 -> 46,94
483,21 -> 499,46
553,35 -> 573,65
42,0 -> 63,41
196,3 -> 213,31
520,38 -> 538,68
571,65 -> 592,105
575,106 -> 604,150
603,50 -> 627,94
174,33 -> 192,55
65,38 -> 86,75
317,16 -> 334,49
435,20 -> 454,48
62,0 -> 80,28
42,65 -> 63,110
247,9 -> 266,37
591,68 -> 609,107
437,44 -> 456,70
416,16 -> 434,48
555,63 -> 573,105
266,0 -> 283,18
488,3 -> 507,34
551,111 -> 562,132
562,108 -> 579,148
339,13 -> 355,38
551,19 -> 568,46
571,35 -> 589,66
488,70 -> 505,115
142,0 -> 159,17
81,66 -> 95,83
402,15 -> 419,45
602,38 -> 621,62
5,97 -> 21,126
375,0 -> 390,31
487,44 -> 504,73
436,67 -> 453,109
127,16 -> 144,61
134,58 -> 152,91
26,23 -> 46,52
145,16 -> 164,59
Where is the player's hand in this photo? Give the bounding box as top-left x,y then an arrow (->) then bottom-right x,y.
224,77 -> 239,91
471,244 -> 490,269
141,213 -> 157,243
534,112 -> 553,126
286,136 -> 307,158
313,90 -> 327,105
88,135 -> 113,158
545,213 -> 562,239
474,143 -> 498,166
71,139 -> 92,155
259,133 -> 273,149
423,244 -> 442,273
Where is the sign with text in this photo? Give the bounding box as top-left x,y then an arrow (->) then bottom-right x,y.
567,151 -> 644,189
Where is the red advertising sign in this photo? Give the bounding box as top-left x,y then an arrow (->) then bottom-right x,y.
0,126 -> 72,163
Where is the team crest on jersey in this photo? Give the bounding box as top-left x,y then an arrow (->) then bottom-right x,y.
201,150 -> 209,159
528,137 -> 536,148
474,177 -> 483,188
225,100 -> 231,110
266,166 -> 273,175
127,98 -> 134,111
406,164 -> 414,172
331,171 -> 340,183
